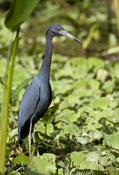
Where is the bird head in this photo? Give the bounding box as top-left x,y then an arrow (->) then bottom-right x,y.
47,24 -> 80,43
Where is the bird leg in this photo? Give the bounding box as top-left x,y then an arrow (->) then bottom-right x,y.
29,121 -> 32,160
32,133 -> 36,156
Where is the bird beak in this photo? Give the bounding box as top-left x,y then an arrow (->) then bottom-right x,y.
59,30 -> 80,44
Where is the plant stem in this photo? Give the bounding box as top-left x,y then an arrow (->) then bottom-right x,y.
0,29 -> 19,174
113,0 -> 119,37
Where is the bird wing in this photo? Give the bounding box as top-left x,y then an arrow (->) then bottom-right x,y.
18,77 -> 40,128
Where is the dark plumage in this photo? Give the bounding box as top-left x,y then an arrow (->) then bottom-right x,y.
18,24 -> 80,144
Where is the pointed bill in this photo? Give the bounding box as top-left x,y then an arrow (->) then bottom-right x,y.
59,30 -> 80,43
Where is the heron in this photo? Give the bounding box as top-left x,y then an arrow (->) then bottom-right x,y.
18,24 -> 80,157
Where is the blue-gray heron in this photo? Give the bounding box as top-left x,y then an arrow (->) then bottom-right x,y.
18,24 -> 80,157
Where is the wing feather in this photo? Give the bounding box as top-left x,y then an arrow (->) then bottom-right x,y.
18,77 -> 40,129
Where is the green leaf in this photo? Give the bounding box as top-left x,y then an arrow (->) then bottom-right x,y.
90,97 -> 109,110
87,151 -> 99,163
88,57 -> 104,70
102,108 -> 119,123
52,79 -> 73,94
70,151 -> 86,167
112,63 -> 119,78
27,154 -> 56,175
5,0 -> 39,31
55,109 -> 78,123
56,123 -> 80,139
80,161 -> 104,171
102,80 -> 114,93
97,69 -> 108,81
104,132 -> 119,150
12,154 -> 30,165
88,79 -> 100,91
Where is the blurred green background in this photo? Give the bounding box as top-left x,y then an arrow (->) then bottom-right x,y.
0,0 -> 119,174
0,0 -> 119,58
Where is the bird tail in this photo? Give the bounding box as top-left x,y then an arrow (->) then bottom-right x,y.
18,120 -> 30,144
18,127 -> 23,144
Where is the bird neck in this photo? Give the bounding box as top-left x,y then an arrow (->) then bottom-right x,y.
39,33 -> 53,81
